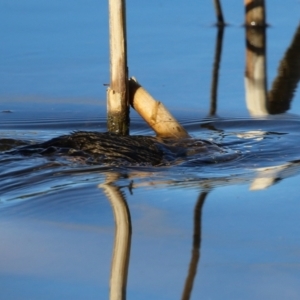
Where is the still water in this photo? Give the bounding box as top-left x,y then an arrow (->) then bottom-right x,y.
1,1 -> 300,299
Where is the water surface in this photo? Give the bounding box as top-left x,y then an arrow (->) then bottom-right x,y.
1,1 -> 300,299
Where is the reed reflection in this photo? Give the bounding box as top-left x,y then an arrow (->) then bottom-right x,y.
181,190 -> 209,300
101,174 -> 213,300
99,174 -> 132,300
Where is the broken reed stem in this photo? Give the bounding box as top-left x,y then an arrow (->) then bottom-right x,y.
244,0 -> 266,26
107,0 -> 129,135
128,78 -> 190,138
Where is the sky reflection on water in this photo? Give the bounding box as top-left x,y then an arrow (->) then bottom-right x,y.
1,0 -> 300,299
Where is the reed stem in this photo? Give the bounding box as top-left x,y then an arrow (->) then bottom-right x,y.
107,0 -> 129,135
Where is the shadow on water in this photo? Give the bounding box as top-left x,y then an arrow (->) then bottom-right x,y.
1,10 -> 300,300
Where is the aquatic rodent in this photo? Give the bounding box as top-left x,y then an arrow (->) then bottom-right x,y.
4,131 -> 227,166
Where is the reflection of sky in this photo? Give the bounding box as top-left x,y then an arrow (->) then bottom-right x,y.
0,185 -> 113,299
128,178 -> 300,299
1,1 -> 300,299
1,0 -> 299,116
0,0 -> 109,98
1,175 -> 300,299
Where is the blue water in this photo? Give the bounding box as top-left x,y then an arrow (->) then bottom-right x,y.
1,1 -> 300,299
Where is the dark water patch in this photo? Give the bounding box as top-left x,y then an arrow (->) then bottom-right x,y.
0,138 -> 28,151
3,131 -> 234,167
1,117 -> 300,204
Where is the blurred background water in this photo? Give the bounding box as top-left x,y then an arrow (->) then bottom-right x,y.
0,0 -> 300,299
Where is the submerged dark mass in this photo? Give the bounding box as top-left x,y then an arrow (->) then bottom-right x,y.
1,131 -> 232,166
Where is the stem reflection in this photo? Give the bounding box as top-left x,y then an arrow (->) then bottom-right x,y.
99,174 -> 132,300
181,190 -> 210,300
